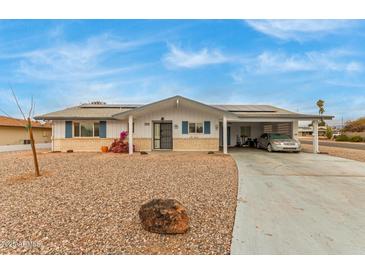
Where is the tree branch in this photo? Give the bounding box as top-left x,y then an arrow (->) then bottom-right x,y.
28,96 -> 34,119
10,85 -> 26,120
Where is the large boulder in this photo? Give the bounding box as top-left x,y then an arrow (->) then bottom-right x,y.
139,199 -> 189,234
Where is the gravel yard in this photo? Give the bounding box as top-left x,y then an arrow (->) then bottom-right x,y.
301,144 -> 365,162
0,151 -> 237,255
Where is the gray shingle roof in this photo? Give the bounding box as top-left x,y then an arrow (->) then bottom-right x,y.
35,99 -> 333,120
34,106 -> 133,120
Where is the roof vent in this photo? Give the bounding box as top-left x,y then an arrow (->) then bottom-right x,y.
89,101 -> 106,105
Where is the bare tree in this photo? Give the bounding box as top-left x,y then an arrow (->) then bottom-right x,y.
1,87 -> 40,176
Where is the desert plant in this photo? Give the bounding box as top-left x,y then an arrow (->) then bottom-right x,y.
109,131 -> 135,153
326,126 -> 333,139
350,135 -> 363,142
120,130 -> 128,140
342,117 -> 365,132
335,135 -> 350,142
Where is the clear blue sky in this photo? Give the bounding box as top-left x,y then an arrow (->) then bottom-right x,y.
0,20 -> 364,123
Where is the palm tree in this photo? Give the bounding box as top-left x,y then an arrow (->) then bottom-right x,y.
316,99 -> 325,126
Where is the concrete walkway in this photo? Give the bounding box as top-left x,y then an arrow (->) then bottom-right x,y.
0,143 -> 51,153
230,149 -> 365,254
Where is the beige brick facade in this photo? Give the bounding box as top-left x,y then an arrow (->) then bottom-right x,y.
53,137 -> 152,152
173,138 -> 219,151
53,138 -> 115,152
133,138 -> 152,151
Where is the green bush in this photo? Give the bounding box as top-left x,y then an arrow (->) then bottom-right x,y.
326,126 -> 333,139
335,135 -> 350,142
350,135 -> 363,142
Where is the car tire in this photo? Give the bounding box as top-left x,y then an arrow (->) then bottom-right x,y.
267,144 -> 273,152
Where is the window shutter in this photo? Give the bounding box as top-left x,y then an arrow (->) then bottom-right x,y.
204,121 -> 211,134
100,121 -> 107,138
65,121 -> 72,138
182,121 -> 188,134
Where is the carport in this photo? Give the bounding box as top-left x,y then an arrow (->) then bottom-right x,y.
214,104 -> 334,154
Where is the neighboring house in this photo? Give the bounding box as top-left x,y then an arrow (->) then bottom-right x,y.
35,95 -> 333,154
0,116 -> 52,145
298,126 -> 327,137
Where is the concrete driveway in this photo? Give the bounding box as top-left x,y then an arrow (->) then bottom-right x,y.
0,143 -> 51,152
230,149 -> 365,254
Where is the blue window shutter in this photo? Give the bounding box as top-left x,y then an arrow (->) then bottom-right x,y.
204,121 -> 211,134
182,121 -> 188,134
100,121 -> 107,138
65,121 -> 72,138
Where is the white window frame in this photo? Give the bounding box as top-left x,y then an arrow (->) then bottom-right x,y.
73,121 -> 100,138
188,122 -> 204,134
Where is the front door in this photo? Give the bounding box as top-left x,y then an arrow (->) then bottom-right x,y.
154,122 -> 173,149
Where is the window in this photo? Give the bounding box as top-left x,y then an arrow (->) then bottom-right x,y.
74,122 -> 80,137
81,123 -> 93,137
189,122 -> 203,134
196,123 -> 203,133
189,122 -> 196,133
74,122 -> 100,137
94,122 -> 100,137
240,126 -> 251,137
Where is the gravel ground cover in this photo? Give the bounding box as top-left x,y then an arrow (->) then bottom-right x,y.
301,144 -> 365,162
0,151 -> 238,255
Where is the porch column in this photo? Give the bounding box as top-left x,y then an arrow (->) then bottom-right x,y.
312,120 -> 319,154
128,115 -> 133,155
223,115 -> 228,154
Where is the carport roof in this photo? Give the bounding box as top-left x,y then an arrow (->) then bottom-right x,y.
214,104 -> 333,120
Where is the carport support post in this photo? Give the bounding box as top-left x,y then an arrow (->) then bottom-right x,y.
128,115 -> 133,155
223,115 -> 228,154
312,120 -> 319,154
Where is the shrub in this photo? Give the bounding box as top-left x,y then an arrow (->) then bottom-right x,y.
326,126 -> 333,139
109,131 -> 135,153
342,117 -> 365,132
335,135 -> 350,142
350,135 -> 363,142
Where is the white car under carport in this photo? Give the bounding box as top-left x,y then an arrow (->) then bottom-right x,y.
256,133 -> 301,152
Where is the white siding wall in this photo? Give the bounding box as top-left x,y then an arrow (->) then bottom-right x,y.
53,120 -> 65,138
229,122 -> 263,145
220,122 -> 263,146
133,104 -> 220,139
106,120 -> 127,138
53,118 -> 299,145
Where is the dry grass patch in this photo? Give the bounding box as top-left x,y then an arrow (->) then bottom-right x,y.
301,144 -> 365,162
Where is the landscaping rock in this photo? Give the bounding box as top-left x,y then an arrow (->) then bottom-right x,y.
140,151 -> 148,155
139,199 -> 189,234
